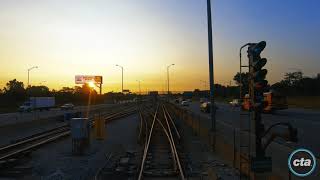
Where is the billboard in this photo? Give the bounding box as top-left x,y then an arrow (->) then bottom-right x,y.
75,75 -> 103,84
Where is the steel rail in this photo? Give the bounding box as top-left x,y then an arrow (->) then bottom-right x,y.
0,131 -> 70,161
141,104 -> 151,148
142,106 -> 185,180
154,112 -> 178,174
0,108 -> 134,155
7,123 -> 69,143
138,108 -> 148,150
138,104 -> 159,180
0,126 -> 69,153
0,106 -> 137,162
163,104 -> 181,139
162,104 -> 185,180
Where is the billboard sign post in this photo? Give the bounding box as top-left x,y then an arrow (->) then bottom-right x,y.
75,75 -> 103,94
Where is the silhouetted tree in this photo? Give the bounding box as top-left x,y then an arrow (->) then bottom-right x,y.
271,71 -> 320,96
233,72 -> 249,94
59,87 -> 75,93
3,79 -> 26,102
26,85 -> 51,97
283,71 -> 303,86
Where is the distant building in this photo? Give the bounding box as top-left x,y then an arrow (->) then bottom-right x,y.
149,91 -> 158,102
182,91 -> 193,99
149,91 -> 158,96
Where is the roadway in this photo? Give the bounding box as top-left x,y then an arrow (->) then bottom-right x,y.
0,104 -> 115,127
180,101 -> 320,157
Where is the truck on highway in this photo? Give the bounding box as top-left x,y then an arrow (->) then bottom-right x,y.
242,91 -> 288,113
18,97 -> 55,112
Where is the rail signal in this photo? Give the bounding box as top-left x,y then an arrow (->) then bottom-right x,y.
240,41 -> 298,174
248,41 -> 268,109
247,41 -> 268,158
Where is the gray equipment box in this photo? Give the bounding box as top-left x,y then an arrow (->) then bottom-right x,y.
71,118 -> 89,139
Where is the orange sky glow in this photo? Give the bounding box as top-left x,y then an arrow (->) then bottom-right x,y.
0,1 -> 319,93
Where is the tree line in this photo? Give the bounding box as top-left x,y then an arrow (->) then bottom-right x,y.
0,79 -> 136,112
191,71 -> 320,99
0,71 -> 319,112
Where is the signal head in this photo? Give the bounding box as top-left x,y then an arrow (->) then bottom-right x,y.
252,58 -> 267,70
252,41 -> 266,55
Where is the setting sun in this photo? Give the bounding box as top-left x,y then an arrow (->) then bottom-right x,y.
88,82 -> 95,88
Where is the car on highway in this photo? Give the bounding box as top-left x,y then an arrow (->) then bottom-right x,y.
181,100 -> 189,106
199,98 -> 208,103
60,103 -> 75,110
200,101 -> 218,113
229,99 -> 242,107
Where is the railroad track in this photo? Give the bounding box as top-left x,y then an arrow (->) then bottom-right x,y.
94,102 -> 187,180
0,105 -> 137,172
138,103 -> 186,180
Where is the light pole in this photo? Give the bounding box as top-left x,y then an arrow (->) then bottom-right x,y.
167,64 -> 175,95
27,66 -> 38,87
136,80 -> 141,95
207,0 -> 216,149
116,64 -> 124,93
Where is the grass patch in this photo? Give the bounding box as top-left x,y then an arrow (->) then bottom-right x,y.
287,96 -> 320,110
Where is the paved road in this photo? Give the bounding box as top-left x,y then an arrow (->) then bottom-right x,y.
0,104 -> 115,127
180,101 -> 320,157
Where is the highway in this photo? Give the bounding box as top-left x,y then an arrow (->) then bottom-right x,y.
181,101 -> 320,157
0,104 -> 115,127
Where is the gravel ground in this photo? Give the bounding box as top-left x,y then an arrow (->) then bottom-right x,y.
1,114 -> 140,180
176,117 -> 240,179
0,104 -> 121,146
0,104 -> 239,180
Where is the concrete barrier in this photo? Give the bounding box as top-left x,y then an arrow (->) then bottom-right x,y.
168,103 -> 319,180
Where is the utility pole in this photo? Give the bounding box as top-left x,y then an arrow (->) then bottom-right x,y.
27,66 -> 38,87
206,0 -> 216,149
167,64 -> 175,96
116,64 -> 124,93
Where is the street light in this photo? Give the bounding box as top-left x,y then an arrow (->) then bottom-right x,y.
206,0 -> 216,149
167,64 -> 175,95
136,80 -> 141,95
116,64 -> 124,93
27,66 -> 38,87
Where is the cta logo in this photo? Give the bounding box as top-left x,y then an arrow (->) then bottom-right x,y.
288,148 -> 316,177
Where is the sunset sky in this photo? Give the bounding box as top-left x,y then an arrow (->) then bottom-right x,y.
0,0 -> 319,93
